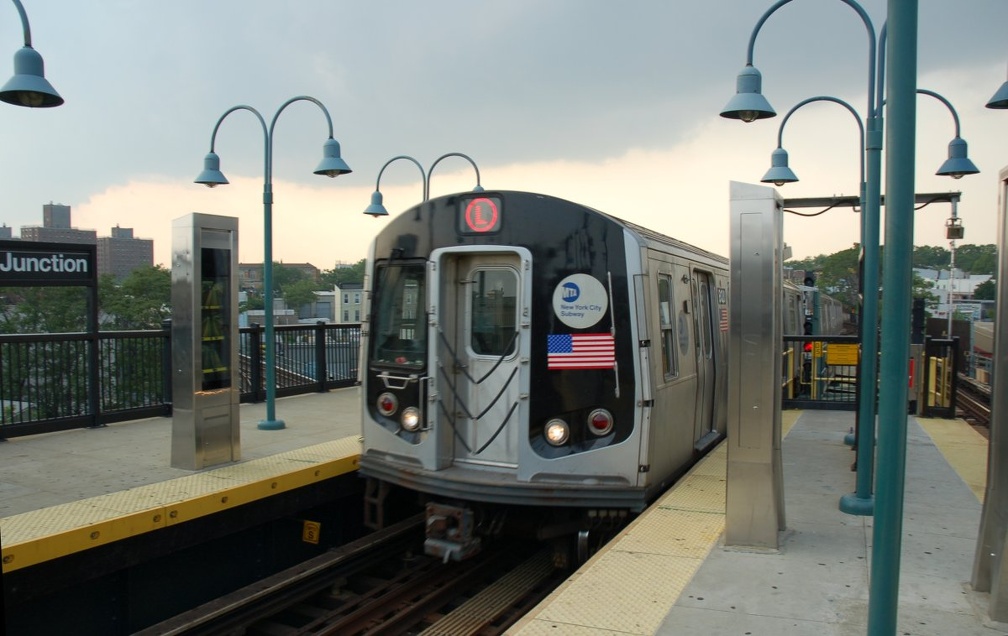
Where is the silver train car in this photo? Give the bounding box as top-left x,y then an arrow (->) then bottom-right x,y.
358,190 -> 731,560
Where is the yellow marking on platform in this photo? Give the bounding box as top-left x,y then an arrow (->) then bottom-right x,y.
916,417 -> 987,501
0,437 -> 361,573
513,411 -> 803,635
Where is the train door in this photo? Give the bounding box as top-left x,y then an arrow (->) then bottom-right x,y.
692,270 -> 717,445
431,248 -> 529,469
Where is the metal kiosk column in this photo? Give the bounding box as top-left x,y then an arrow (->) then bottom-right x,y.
171,213 -> 240,470
726,181 -> 786,549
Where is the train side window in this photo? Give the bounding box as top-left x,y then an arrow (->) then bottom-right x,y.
658,275 -> 678,378
469,267 -> 518,357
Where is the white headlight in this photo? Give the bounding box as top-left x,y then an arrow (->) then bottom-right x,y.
545,419 -> 570,446
401,407 -> 421,431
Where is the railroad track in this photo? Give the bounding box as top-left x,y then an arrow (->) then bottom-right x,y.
136,513 -> 563,636
957,373 -> 991,428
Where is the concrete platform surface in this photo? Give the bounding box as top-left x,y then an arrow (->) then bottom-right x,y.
0,388 -> 361,518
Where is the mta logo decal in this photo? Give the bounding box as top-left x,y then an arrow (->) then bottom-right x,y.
561,282 -> 580,302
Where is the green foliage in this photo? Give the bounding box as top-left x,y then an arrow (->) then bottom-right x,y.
911,245 -> 947,269
974,279 -> 996,301
99,265 -> 172,330
321,259 -> 366,287
788,243 -> 995,318
284,278 -> 325,311
952,244 -> 997,276
271,262 -> 307,292
0,286 -> 89,333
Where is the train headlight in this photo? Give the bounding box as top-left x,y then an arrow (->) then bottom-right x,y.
401,407 -> 421,431
377,392 -> 398,417
544,419 -> 570,446
587,409 -> 614,436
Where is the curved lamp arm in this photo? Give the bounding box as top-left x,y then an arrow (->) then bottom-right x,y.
376,155 -> 427,199
916,88 -> 963,137
194,105 -> 268,188
363,155 -> 427,217
744,0 -> 878,119
776,96 -> 866,186
268,95 -> 346,182
11,0 -> 31,46
427,152 -> 484,198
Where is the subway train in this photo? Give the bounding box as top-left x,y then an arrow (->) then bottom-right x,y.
357,189 -> 831,562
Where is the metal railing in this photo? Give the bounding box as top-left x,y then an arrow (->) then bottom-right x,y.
0,321 -> 361,439
782,335 -> 860,410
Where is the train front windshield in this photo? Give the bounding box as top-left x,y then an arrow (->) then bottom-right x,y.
371,262 -> 427,368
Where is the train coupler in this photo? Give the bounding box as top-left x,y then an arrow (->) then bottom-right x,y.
424,502 -> 481,563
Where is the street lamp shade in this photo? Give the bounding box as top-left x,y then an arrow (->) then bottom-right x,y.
363,191 -> 389,217
194,152 -> 229,188
0,46 -> 62,107
986,80 -> 1008,109
761,147 -> 798,186
314,137 -> 352,177
720,65 -> 775,122
935,137 -> 979,179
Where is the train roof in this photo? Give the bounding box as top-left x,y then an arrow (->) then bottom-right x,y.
412,190 -> 730,268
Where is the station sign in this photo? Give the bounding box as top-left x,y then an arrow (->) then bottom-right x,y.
0,240 -> 96,286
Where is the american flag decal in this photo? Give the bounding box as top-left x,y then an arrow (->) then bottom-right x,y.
720,307 -> 729,332
547,333 -> 616,370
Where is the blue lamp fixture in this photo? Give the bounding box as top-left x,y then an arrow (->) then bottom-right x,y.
988,64 -> 1008,109
195,96 -> 350,430
916,89 -> 979,179
720,65 -> 775,122
0,0 -> 62,107
364,152 -> 484,217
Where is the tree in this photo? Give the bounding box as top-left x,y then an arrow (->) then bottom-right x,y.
0,286 -> 88,333
911,245 -> 947,269
974,278 -> 996,301
99,265 -> 172,330
952,244 -> 997,276
321,259 -> 366,287
271,262 -> 307,293
809,247 -> 861,315
284,278 -> 324,314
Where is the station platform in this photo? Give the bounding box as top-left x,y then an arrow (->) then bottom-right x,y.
2,392 -> 1000,634
512,410 -> 1002,636
0,388 -> 363,574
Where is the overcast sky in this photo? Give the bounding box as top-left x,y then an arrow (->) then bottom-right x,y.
1,1 -> 1006,268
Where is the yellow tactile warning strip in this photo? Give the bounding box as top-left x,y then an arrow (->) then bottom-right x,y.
510,411 -> 800,636
916,417 -> 988,501
0,436 -> 361,573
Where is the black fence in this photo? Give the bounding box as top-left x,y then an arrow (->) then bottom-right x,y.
0,322 -> 361,439
782,335 -> 860,411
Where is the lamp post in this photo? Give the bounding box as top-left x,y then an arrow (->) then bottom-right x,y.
0,0 -> 62,107
724,1 -> 969,633
364,152 -> 483,217
722,0 -> 882,521
195,96 -> 351,430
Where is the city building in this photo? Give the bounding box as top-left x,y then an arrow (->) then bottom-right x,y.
97,226 -> 154,280
12,205 -> 154,279
20,202 -> 97,245
914,267 -> 993,321
335,283 -> 363,323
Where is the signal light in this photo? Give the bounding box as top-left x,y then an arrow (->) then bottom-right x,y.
377,392 -> 398,417
587,409 -> 614,436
